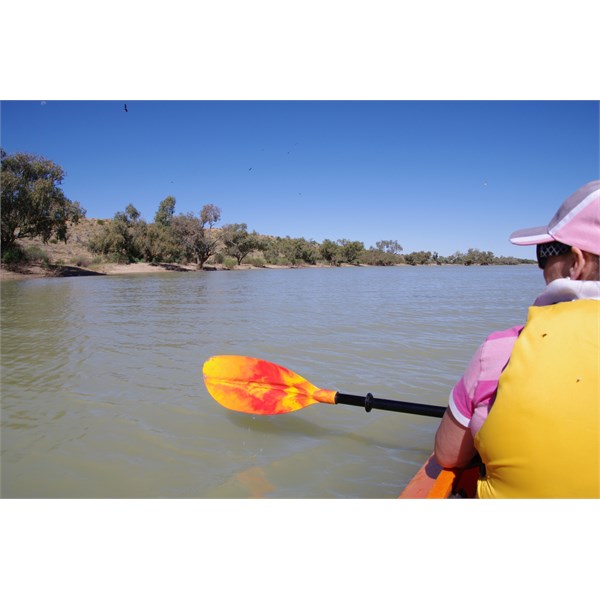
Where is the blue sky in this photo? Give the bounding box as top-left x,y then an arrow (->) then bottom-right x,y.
2,100 -> 597,258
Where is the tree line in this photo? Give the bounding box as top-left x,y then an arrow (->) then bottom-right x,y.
1,150 -> 534,269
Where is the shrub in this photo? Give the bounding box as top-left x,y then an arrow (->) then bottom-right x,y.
74,256 -> 91,268
243,255 -> 266,268
25,245 -> 50,266
1,244 -> 27,267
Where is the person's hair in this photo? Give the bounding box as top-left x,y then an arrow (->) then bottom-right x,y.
583,251 -> 600,280
536,242 -> 572,269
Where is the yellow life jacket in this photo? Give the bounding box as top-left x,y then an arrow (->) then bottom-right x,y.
475,299 -> 599,499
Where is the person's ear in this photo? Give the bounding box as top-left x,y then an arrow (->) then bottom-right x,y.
568,247 -> 586,280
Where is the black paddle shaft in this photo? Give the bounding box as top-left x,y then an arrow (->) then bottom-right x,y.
334,392 -> 446,418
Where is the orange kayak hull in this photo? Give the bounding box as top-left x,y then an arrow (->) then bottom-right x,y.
399,453 -> 479,498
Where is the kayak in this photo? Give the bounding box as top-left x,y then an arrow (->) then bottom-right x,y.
399,453 -> 480,498
399,454 -> 479,498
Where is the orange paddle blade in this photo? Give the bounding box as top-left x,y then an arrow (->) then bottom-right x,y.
203,355 -> 337,415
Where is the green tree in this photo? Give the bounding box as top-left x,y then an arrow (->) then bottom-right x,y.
154,196 -> 176,227
137,222 -> 182,263
375,240 -> 403,254
88,203 -> 145,263
171,205 -> 221,268
200,204 -> 221,229
320,239 -> 341,266
265,236 -> 320,265
1,149 -> 85,251
465,248 -> 495,265
448,251 -> 465,264
145,196 -> 181,262
404,250 -> 433,265
295,237 -> 320,265
361,247 -> 401,266
222,223 -> 266,265
123,203 -> 141,223
337,239 -> 365,264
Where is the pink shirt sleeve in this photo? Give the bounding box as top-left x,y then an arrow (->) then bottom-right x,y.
448,326 -> 523,436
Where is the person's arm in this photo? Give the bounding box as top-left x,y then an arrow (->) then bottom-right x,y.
434,408 -> 476,468
435,327 -> 521,468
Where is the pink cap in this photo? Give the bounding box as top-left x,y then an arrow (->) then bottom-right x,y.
510,180 -> 600,255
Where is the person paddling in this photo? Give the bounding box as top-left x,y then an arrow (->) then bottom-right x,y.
434,180 -> 600,498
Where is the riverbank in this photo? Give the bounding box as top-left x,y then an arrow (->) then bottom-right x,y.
1,219 -> 349,281
0,262 -> 186,281
1,219 -> 534,282
0,260 -> 536,282
0,260 -> 342,281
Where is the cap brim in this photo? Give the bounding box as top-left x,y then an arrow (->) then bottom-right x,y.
509,225 -> 554,246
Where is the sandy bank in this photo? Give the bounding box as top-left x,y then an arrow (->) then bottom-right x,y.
0,261 -> 345,281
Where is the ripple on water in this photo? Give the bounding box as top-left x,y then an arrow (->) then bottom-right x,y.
1,266 -> 541,498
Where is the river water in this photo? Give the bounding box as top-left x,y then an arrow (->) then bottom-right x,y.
1,265 -> 542,498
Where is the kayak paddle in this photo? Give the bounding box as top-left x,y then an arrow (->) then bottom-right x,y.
202,355 -> 446,418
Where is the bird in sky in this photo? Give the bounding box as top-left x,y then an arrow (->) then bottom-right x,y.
124,104 -> 128,112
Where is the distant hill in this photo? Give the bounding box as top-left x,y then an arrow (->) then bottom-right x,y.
15,218 -> 106,266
